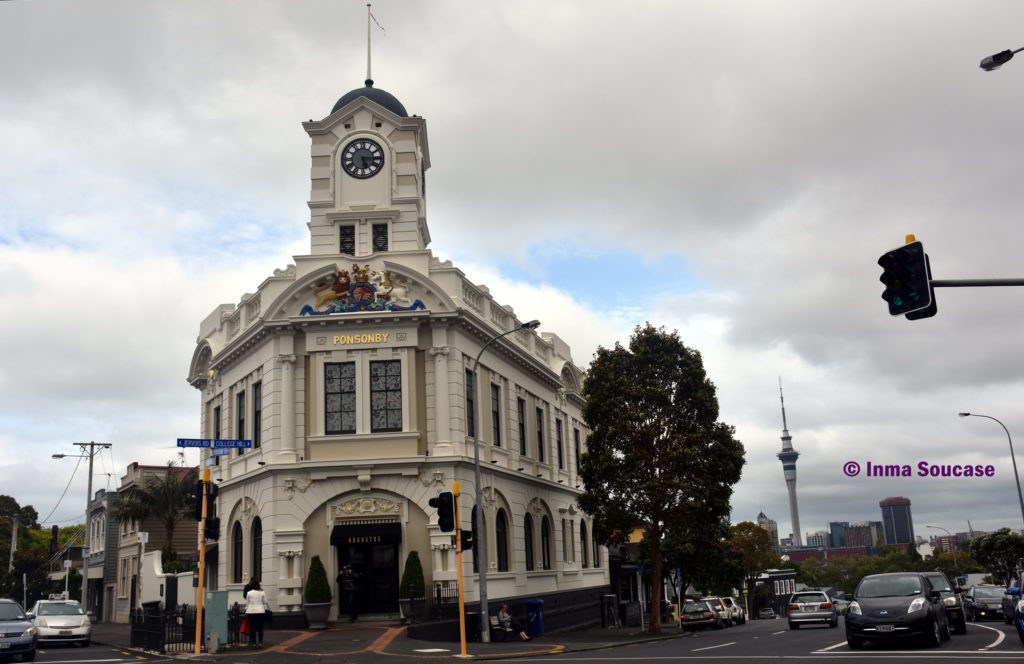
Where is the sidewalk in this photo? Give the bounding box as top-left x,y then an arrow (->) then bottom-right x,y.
90,619 -> 692,660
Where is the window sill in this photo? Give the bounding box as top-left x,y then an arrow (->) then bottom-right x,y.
308,431 -> 420,461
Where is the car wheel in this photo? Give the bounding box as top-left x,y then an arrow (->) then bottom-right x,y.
20,651 -> 36,663
847,636 -> 864,650
927,617 -> 942,648
830,618 -> 838,628
1005,613 -> 1013,625
954,618 -> 967,635
82,639 -> 91,647
941,617 -> 951,642
790,622 -> 800,630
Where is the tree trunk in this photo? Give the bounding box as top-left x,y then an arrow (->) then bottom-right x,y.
649,527 -> 662,633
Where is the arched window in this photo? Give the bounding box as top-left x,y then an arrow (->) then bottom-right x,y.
231,521 -> 243,584
251,517 -> 262,581
541,517 -> 552,570
495,509 -> 509,572
524,514 -> 535,571
580,521 -> 589,568
592,526 -> 600,568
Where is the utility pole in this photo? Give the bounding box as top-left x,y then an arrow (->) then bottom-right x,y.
7,516 -> 16,573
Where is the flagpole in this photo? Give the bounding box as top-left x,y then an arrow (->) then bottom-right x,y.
366,4 -> 372,81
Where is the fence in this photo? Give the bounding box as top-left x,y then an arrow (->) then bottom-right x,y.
129,604 -> 248,653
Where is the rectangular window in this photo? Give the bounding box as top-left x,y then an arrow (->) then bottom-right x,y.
252,382 -> 262,448
491,383 -> 501,447
517,398 -> 527,456
574,428 -> 581,471
325,363 -> 357,434
562,518 -> 568,561
372,223 -> 389,253
339,225 -> 355,255
212,405 -> 221,466
536,406 -> 545,463
556,418 -> 564,470
465,370 -> 476,438
236,390 -> 246,455
370,360 -> 402,432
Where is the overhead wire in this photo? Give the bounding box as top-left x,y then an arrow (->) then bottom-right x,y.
39,454 -> 84,526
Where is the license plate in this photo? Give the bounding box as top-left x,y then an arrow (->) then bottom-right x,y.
803,606 -> 815,611
877,624 -> 895,633
0,642 -> 9,649
59,630 -> 73,635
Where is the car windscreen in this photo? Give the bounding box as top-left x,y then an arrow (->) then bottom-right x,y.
37,603 -> 86,616
0,604 -> 26,620
924,575 -> 952,591
857,575 -> 923,598
974,587 -> 1005,599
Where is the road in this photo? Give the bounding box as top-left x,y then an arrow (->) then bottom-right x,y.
32,643 -> 171,663
497,617 -> 1024,663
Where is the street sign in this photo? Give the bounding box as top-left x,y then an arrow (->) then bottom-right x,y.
212,448 -> 230,457
177,438 -> 252,449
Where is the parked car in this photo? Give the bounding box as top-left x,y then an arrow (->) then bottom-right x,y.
964,584 -> 1007,622
681,601 -> 723,631
1001,587 -> 1020,625
787,590 -> 838,629
845,572 -> 951,649
27,599 -> 91,646
719,596 -> 746,625
922,571 -> 966,635
758,607 -> 778,619
1013,591 -> 1024,645
0,598 -> 38,662
704,597 -> 733,627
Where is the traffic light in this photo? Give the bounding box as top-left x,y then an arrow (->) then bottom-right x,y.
905,254 -> 937,320
204,516 -> 221,541
193,480 -> 204,521
429,492 -> 456,532
878,239 -> 932,316
460,529 -> 474,552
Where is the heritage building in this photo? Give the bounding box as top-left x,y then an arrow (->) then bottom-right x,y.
187,78 -> 606,619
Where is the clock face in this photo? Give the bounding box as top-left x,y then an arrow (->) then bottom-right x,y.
341,139 -> 384,179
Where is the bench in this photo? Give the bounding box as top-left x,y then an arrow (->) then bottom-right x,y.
489,615 -> 515,641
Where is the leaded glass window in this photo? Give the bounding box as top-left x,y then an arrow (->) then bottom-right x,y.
517,398 -> 527,455
325,363 -> 356,434
372,223 -> 389,253
370,360 -> 402,432
340,225 -> 355,255
491,383 -> 501,447
496,509 -> 509,572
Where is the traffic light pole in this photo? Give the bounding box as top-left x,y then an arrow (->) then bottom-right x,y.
194,468 -> 209,655
929,279 -> 1024,287
454,482 -> 467,658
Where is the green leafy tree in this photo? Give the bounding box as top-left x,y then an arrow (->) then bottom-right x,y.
110,463 -> 197,561
305,555 -> 332,603
578,324 -> 745,633
399,550 -> 425,599
730,522 -> 780,595
966,528 -> 1024,586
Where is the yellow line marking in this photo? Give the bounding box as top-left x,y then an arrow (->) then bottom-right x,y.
264,629 -> 323,653
368,626 -> 407,652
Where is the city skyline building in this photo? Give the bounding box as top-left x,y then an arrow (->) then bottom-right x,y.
757,511 -> 780,552
880,496 -> 915,545
776,380 -> 803,547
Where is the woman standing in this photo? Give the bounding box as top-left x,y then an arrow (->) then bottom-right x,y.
244,579 -> 270,648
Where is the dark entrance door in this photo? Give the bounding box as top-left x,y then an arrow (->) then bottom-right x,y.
331,522 -> 401,615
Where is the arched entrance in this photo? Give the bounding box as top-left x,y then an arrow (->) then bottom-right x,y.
328,496 -> 404,615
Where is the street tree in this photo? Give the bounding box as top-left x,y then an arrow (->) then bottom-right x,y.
966,528 -> 1024,586
111,463 -> 198,561
578,324 -> 745,633
730,522 -> 780,594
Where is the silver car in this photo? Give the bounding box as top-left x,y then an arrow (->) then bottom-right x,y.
28,599 -> 91,646
0,599 -> 38,661
787,591 -> 838,629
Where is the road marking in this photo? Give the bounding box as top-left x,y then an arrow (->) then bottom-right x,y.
817,640 -> 849,651
971,622 -> 1006,649
692,641 -> 736,651
771,630 -> 786,635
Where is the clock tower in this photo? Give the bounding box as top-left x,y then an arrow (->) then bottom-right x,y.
302,79 -> 431,257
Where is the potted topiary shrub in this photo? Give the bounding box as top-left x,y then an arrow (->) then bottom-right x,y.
303,555 -> 333,629
398,550 -> 425,623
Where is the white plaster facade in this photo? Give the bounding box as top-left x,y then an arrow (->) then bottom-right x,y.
188,81 -> 607,619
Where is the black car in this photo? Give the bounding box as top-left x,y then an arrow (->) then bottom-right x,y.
964,584 -> 1006,622
921,571 -> 966,635
846,572 -> 951,649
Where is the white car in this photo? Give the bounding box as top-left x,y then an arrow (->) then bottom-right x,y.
27,600 -> 91,646
720,597 -> 746,624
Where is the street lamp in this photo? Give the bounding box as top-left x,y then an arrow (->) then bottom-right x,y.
980,47 -> 1024,71
926,525 -> 958,570
958,413 -> 1024,529
52,441 -> 112,617
470,319 -> 540,643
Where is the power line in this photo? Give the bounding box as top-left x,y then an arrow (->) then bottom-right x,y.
39,454 -> 84,525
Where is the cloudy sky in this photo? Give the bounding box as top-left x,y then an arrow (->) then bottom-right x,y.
3,0 -> 1024,545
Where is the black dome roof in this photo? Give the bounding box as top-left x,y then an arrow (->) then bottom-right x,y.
331,79 -> 408,117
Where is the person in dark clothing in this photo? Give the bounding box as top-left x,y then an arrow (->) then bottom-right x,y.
336,565 -> 359,622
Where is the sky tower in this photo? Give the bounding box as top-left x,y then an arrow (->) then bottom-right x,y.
777,380 -> 803,546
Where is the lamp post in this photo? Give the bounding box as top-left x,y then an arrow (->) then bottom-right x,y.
958,413 -> 1024,530
980,46 -> 1024,71
470,319 -> 540,643
926,525 -> 958,570
52,441 -> 112,617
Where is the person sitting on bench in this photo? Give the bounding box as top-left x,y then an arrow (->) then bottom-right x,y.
498,603 -> 530,641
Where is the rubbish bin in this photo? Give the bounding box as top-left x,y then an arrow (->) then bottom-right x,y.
526,599 -> 544,637
464,611 -> 480,642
